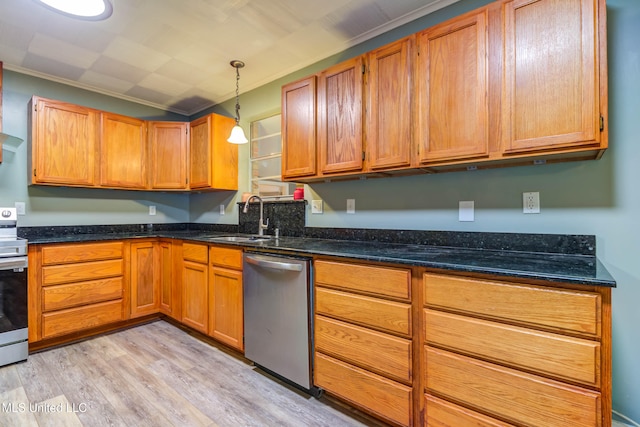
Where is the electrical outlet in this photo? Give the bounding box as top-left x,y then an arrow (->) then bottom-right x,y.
459,201 -> 474,222
219,204 -> 225,215
15,202 -> 26,215
149,205 -> 156,216
346,199 -> 355,214
311,200 -> 323,214
523,192 -> 540,214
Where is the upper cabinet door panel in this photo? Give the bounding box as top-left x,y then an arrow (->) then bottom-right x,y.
417,9 -> 489,164
281,76 -> 317,179
318,57 -> 364,174
149,121 -> 188,190
367,37 -> 414,170
31,97 -> 98,186
502,0 -> 601,154
100,112 -> 147,189
189,115 -> 211,189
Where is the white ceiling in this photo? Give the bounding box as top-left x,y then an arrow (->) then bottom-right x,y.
0,0 -> 460,116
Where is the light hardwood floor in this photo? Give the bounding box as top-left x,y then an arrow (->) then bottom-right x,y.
0,320 -> 381,427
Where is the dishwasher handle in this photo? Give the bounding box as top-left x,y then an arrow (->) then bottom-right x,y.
245,254 -> 303,272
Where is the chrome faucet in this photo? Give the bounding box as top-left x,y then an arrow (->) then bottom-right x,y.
242,195 -> 269,236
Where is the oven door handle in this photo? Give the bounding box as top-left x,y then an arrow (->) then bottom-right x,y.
0,256 -> 28,270
245,254 -> 303,272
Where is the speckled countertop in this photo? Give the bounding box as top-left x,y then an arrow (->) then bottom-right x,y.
20,224 -> 616,288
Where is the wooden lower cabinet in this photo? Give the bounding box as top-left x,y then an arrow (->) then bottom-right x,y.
130,240 -> 159,318
208,246 -> 244,351
314,259 -> 413,426
423,272 -> 611,427
181,244 -> 209,334
28,241 -> 126,343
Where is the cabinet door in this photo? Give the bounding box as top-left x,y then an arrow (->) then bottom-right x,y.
182,260 -> 208,333
149,121 -> 188,189
30,97 -> 98,186
100,112 -> 148,189
367,37 -> 414,170
502,0 -> 602,154
158,240 -> 175,317
281,76 -> 317,179
318,57 -> 364,174
209,266 -> 243,351
189,113 -> 237,190
130,241 -> 159,318
416,9 -> 489,163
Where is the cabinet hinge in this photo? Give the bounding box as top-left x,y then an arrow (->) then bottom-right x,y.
362,151 -> 366,161
361,64 -> 366,74
600,116 -> 604,131
33,169 -> 36,177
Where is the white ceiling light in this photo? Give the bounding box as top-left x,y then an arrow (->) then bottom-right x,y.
34,0 -> 113,20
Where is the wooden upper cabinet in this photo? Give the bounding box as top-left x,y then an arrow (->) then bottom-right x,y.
366,37 -> 414,171
281,76 -> 317,179
416,8 -> 489,164
99,112 -> 148,189
29,96 -> 98,186
149,121 -> 189,190
189,113 -> 238,190
318,56 -> 364,175
502,0 -> 603,154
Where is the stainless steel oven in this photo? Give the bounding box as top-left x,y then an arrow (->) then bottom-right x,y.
0,208 -> 28,367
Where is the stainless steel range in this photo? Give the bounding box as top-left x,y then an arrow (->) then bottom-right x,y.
0,207 -> 28,367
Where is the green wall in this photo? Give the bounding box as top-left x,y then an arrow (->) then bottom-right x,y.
1,0 -> 638,421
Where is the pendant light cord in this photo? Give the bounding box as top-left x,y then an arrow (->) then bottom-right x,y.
234,66 -> 241,124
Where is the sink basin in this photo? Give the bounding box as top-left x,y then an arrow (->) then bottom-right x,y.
208,235 -> 272,243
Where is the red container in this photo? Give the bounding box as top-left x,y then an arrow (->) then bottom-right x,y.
293,188 -> 304,200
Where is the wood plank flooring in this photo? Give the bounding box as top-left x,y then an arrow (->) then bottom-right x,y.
0,321 -> 382,427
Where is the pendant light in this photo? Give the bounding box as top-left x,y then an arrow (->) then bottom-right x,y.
227,60 -> 249,144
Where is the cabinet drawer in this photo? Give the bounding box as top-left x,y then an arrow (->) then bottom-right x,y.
425,394 -> 515,427
315,260 -> 410,300
42,299 -> 124,339
315,316 -> 412,384
43,277 -> 123,312
183,243 -> 208,263
41,242 -> 123,265
425,309 -> 600,387
210,246 -> 242,269
316,287 -> 411,336
315,352 -> 412,427
42,259 -> 123,286
424,273 -> 600,337
425,347 -> 601,427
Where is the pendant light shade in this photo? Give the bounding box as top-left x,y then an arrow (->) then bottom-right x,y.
228,60 -> 248,144
228,124 -> 248,144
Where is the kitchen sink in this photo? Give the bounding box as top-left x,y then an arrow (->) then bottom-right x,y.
208,235 -> 272,243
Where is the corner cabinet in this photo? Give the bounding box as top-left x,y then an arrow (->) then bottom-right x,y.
189,113 -> 238,191
501,0 -> 606,156
149,121 -> 189,190
29,97 -> 99,187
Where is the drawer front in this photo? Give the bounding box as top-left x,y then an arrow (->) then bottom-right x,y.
315,352 -> 412,427
183,243 -> 208,263
425,309 -> 600,387
315,316 -> 412,384
316,287 -> 411,336
424,273 -> 600,337
41,242 -> 123,265
210,246 -> 243,269
425,394 -> 515,427
425,347 -> 601,427
42,299 -> 124,339
43,277 -> 123,312
315,260 -> 410,300
42,259 -> 123,286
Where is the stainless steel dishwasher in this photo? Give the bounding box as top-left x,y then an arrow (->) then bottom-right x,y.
243,252 -> 321,396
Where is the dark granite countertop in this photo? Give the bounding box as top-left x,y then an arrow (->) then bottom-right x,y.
20,226 -> 616,288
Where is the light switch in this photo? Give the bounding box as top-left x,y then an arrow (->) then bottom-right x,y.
346,199 -> 355,214
15,202 -> 26,215
219,204 -> 225,215
149,205 -> 156,215
311,200 -> 323,214
459,201 -> 474,222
